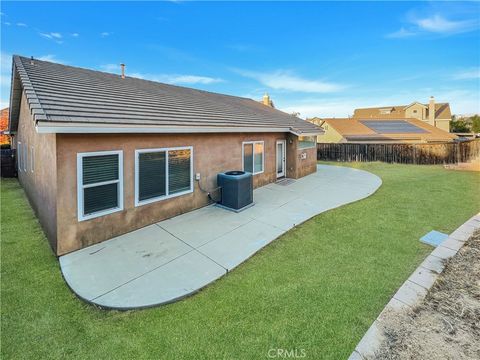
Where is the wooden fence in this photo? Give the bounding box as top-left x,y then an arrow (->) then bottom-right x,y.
317,139 -> 480,164
1,149 -> 16,177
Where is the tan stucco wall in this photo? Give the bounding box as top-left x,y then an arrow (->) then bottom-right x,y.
285,134 -> 317,179
316,125 -> 344,143
435,119 -> 450,132
14,92 -> 58,252
405,104 -> 426,121
55,132 -> 312,255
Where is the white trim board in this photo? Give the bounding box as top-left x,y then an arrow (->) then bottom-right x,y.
35,121 -> 323,137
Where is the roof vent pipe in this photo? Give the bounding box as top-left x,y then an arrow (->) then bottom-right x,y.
30,56 -> 34,65
120,63 -> 125,79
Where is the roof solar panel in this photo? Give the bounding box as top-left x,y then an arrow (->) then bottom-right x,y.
360,120 -> 428,134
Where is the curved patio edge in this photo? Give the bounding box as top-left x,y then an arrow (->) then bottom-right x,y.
60,164 -> 382,310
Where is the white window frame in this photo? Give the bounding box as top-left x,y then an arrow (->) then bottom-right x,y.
17,141 -> 22,171
23,141 -> 27,172
135,146 -> 194,207
242,141 -> 264,175
30,146 -> 34,173
77,150 -> 124,222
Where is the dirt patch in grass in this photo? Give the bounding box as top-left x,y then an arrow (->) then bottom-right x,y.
376,230 -> 480,360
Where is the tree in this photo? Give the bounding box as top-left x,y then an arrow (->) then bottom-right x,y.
450,120 -> 470,133
471,115 -> 480,133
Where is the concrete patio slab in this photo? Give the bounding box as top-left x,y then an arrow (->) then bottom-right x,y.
198,219 -> 285,271
60,224 -> 191,301
159,205 -> 254,248
60,164 -> 382,309
93,250 -> 226,309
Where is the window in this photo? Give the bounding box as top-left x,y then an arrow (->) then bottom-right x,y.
413,110 -> 418,114
298,136 -> 316,149
242,141 -> 264,174
23,142 -> 27,172
17,141 -> 22,171
77,151 -> 123,221
135,146 -> 193,206
30,146 -> 34,172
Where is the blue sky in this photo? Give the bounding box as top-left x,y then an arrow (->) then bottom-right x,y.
1,1 -> 479,118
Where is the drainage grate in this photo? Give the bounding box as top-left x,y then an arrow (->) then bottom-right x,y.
276,178 -> 296,186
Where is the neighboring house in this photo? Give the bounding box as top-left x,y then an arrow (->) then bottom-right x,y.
352,97 -> 452,132
309,117 -> 457,144
8,55 -> 322,255
0,107 -> 10,146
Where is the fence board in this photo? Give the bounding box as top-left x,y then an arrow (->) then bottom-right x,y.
317,140 -> 480,164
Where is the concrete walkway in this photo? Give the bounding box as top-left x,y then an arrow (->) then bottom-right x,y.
60,164 -> 382,309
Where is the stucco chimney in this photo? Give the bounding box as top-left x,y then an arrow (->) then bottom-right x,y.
120,63 -> 125,79
262,93 -> 271,107
428,96 -> 435,126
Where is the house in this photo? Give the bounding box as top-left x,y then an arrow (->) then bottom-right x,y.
8,55 -> 322,255
352,97 -> 452,132
309,117 -> 457,143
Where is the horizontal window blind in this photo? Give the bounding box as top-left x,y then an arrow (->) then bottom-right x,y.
83,155 -> 119,185
168,149 -> 191,194
80,153 -> 120,217
138,151 -> 166,201
84,183 -> 118,215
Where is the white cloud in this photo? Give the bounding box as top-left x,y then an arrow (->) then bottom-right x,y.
235,69 -> 345,93
388,12 -> 479,38
97,64 -> 223,85
99,64 -> 120,73
277,89 -> 480,119
130,72 -> 224,85
16,22 -> 27,27
452,68 -> 480,80
3,22 -> 11,26
36,54 -> 65,64
385,27 -> 416,39
71,33 -> 79,37
40,32 -> 62,40
414,14 -> 478,34
100,32 -> 111,37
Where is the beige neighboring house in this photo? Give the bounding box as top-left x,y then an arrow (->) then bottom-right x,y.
309,117 -> 457,144
352,96 -> 452,132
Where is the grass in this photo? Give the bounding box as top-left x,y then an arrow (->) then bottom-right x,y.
1,162 -> 479,359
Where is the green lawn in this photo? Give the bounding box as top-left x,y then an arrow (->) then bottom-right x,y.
1,162 -> 479,359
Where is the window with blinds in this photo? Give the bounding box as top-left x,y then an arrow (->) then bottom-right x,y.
243,141 -> 264,174
135,147 -> 193,206
77,151 -> 123,221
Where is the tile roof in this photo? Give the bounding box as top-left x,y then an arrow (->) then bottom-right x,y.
9,55 -> 322,135
319,118 -> 457,143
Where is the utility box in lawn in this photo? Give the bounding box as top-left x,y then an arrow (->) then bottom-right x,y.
217,171 -> 253,212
